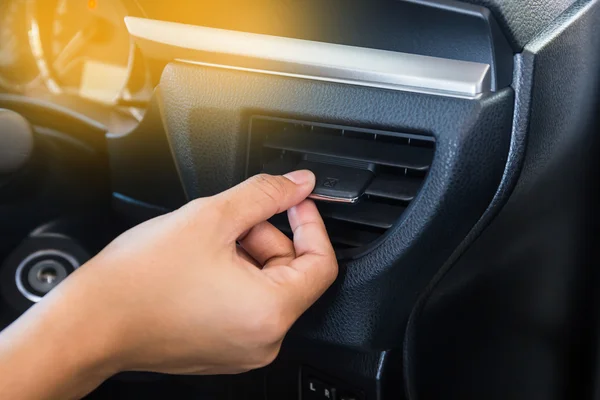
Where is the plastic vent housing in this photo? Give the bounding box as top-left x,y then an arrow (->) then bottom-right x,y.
246,116 -> 435,253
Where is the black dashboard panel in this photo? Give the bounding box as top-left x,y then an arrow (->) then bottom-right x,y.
138,0 -> 579,52
154,61 -> 513,399
406,1 -> 600,399
157,62 -> 514,349
2,0 -> 600,399
461,0 -> 579,49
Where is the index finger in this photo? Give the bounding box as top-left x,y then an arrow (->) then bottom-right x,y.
263,200 -> 338,315
215,171 -> 315,240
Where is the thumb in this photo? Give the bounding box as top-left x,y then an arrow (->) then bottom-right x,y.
214,170 -> 315,239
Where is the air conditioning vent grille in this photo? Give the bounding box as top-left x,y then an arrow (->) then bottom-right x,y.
247,116 -> 435,254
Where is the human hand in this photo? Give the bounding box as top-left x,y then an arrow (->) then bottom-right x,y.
0,171 -> 338,399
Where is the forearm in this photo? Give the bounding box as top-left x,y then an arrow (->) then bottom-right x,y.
0,270 -> 118,400
0,172 -> 337,398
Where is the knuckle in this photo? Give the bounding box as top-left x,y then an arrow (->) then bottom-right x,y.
325,259 -> 340,284
210,196 -> 230,217
179,198 -> 209,221
179,197 -> 232,236
184,197 -> 218,221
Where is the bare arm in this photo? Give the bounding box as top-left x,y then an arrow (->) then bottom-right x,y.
0,170 -> 338,400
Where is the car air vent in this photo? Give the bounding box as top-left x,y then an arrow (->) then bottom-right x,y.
246,116 -> 435,253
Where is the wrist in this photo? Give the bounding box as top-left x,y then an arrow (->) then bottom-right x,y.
0,264 -> 123,399
49,265 -> 126,380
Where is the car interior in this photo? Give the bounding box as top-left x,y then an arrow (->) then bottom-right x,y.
1,0 -> 600,398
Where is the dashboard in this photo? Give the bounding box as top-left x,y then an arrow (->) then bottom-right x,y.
0,0 -> 512,111
1,0 -> 600,399
0,0 -> 152,108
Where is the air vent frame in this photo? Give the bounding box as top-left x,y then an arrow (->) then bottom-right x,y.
157,63 -> 514,350
246,115 -> 435,259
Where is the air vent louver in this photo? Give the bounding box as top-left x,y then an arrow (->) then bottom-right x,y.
247,116 -> 435,253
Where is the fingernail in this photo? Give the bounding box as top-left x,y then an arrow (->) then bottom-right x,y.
284,170 -> 315,185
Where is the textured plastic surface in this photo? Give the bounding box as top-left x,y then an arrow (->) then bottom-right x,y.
157,63 -> 514,351
460,0 -> 579,49
406,0 -> 600,399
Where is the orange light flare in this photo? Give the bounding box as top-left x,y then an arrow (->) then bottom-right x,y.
88,0 -> 97,10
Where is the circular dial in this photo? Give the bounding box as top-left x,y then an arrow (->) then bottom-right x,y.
0,1 -> 40,91
28,0 -> 140,104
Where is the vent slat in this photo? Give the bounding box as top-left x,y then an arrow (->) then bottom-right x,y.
324,220 -> 384,248
249,116 -> 434,252
262,157 -> 296,176
263,132 -> 433,171
365,174 -> 422,202
270,214 -> 383,249
318,202 -> 404,230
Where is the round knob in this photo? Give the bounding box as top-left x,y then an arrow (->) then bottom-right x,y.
27,259 -> 68,294
0,109 -> 34,177
15,249 -> 80,303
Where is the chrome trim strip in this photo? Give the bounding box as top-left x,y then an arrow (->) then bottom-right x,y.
309,193 -> 361,204
125,17 -> 491,99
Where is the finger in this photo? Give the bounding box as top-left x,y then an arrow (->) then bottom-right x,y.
263,200 -> 338,314
289,200 -> 335,260
236,245 -> 261,268
238,221 -> 295,267
215,171 -> 315,240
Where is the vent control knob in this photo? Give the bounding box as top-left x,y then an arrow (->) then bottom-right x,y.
297,160 -> 374,203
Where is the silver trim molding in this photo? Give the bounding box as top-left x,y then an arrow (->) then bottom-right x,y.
308,193 -> 361,204
125,17 -> 491,99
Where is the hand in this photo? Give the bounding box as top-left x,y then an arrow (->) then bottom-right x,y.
0,171 -> 338,399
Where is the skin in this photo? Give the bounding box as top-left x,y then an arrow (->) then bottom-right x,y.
0,170 -> 338,400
